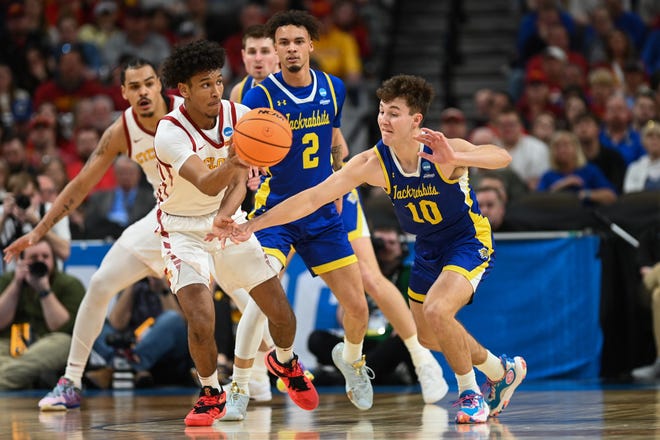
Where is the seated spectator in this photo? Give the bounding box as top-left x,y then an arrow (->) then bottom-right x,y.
588,68 -> 618,120
516,68 -> 562,129
83,155 -> 154,240
51,13 -> 104,80
25,113 -> 75,168
0,62 -> 32,134
622,61 -> 649,108
2,135 -> 38,177
495,107 -> 550,190
0,239 -> 85,389
572,112 -> 627,194
582,6 -> 616,66
101,6 -> 171,74
312,2 -> 363,88
66,126 -> 116,194
32,43 -> 107,114
531,111 -> 557,145
632,90 -> 658,132
469,128 -> 529,203
475,186 -> 509,232
439,108 -> 468,139
623,120 -> 660,193
307,225 -> 417,386
0,172 -> 70,271
78,0 -> 121,52
599,93 -> 646,166
86,276 -> 190,388
562,87 -> 589,128
598,29 -> 639,90
537,130 -> 617,206
631,222 -> 660,380
603,0 -> 646,52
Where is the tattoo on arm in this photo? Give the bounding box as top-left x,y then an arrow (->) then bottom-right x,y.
48,198 -> 74,228
331,144 -> 343,171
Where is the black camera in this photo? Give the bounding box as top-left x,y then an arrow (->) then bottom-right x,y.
15,194 -> 31,210
371,236 -> 385,254
106,331 -> 135,350
28,261 -> 49,278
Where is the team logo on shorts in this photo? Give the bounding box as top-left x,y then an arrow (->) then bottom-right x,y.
478,247 -> 489,260
223,127 -> 234,137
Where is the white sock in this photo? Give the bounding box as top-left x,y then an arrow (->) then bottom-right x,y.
232,366 -> 251,392
455,369 -> 480,395
275,346 -> 294,365
342,338 -> 363,363
198,372 -> 222,391
252,350 -> 269,380
402,335 -> 435,368
475,351 -> 505,381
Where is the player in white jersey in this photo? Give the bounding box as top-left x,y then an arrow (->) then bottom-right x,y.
155,39 -> 316,427
3,58 -> 183,411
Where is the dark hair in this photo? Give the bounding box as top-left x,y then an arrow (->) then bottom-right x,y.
119,57 -> 158,84
242,24 -> 270,47
573,111 -> 600,125
265,10 -> 320,41
376,74 -> 434,116
160,40 -> 226,89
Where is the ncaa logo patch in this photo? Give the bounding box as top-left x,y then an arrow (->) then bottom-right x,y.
319,88 -> 327,97
223,127 -> 234,137
422,162 -> 432,172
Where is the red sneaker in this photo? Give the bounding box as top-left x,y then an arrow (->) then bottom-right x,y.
265,350 -> 319,410
184,386 -> 227,426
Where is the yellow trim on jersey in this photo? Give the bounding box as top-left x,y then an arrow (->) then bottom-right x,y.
433,163 -> 462,184
256,83 -> 274,109
407,288 -> 425,304
372,146 -> 391,194
263,247 -> 288,267
347,190 -> 366,241
321,72 -> 338,117
251,175 -> 272,217
237,76 -> 249,103
312,254 -> 358,275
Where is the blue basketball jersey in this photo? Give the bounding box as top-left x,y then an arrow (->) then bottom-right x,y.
235,75 -> 256,103
242,70 -> 346,214
373,140 -> 491,247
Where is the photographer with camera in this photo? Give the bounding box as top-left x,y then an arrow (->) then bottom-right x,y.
86,276 -> 190,389
0,172 -> 70,272
307,224 -> 421,386
0,239 -> 84,389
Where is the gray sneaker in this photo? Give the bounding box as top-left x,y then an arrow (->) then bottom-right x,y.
331,342 -> 374,410
221,382 -> 250,421
631,362 -> 660,381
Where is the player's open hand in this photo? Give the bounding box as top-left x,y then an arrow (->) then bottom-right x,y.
3,231 -> 40,263
414,129 -> 457,165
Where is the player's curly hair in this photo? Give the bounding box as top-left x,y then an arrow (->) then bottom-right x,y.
377,75 -> 435,117
265,10 -> 320,41
161,40 -> 225,88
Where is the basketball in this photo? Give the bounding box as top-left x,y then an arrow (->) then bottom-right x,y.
233,108 -> 292,167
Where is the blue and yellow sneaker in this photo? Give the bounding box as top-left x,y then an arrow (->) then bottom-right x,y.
453,391 -> 489,424
481,355 -> 527,417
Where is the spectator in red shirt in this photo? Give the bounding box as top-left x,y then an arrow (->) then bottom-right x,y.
65,126 -> 116,194
32,43 -> 107,114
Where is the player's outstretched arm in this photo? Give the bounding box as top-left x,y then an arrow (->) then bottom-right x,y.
3,120 -> 127,262
415,129 -> 511,170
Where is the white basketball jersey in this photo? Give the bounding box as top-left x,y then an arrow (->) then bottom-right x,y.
123,94 -> 184,193
154,100 -> 250,217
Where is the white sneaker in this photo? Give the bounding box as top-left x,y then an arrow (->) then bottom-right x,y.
331,342 -> 375,410
222,382 -> 250,421
248,377 -> 272,402
631,362 -> 660,380
416,360 -> 449,404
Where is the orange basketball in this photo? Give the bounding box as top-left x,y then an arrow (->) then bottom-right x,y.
233,108 -> 292,167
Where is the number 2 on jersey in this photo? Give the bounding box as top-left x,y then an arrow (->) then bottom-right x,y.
302,132 -> 319,169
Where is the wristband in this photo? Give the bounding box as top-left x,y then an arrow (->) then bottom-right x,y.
38,289 -> 51,299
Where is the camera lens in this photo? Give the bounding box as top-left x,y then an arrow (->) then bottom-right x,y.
15,195 -> 31,210
28,261 -> 49,278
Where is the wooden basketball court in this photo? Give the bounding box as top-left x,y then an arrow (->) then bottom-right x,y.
1,383 -> 657,439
